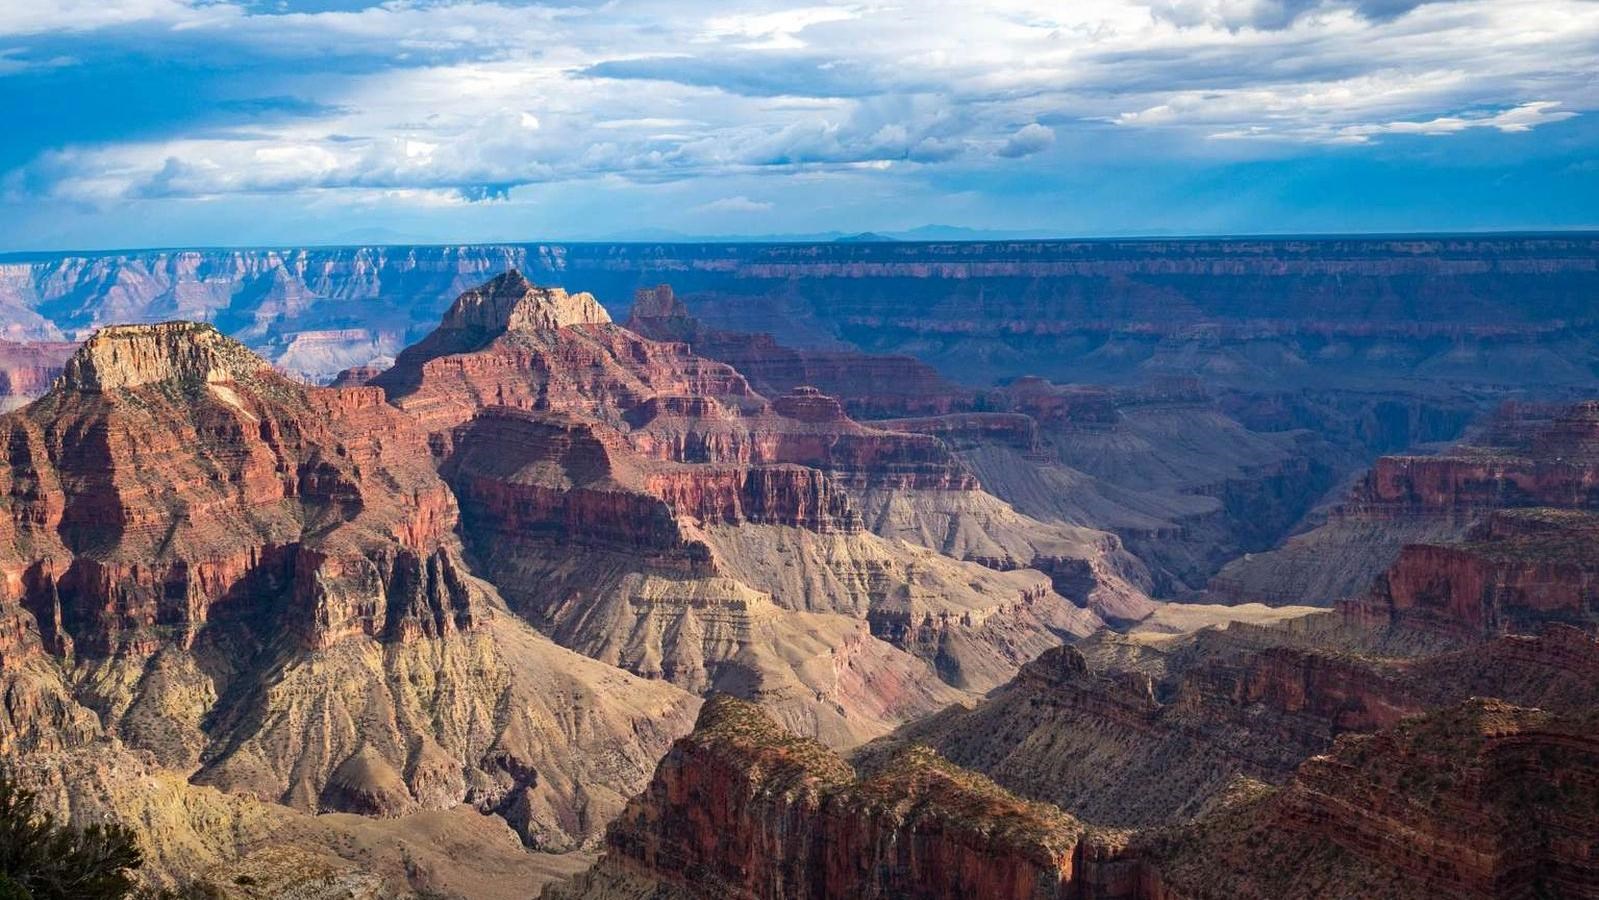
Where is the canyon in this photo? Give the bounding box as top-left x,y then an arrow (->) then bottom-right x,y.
2,237 -> 1596,389
0,240 -> 1596,898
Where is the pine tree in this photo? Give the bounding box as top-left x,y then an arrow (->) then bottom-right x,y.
0,770 -> 144,900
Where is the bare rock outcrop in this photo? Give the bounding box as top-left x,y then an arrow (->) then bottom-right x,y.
542,695 -> 1118,900
372,273 -> 1136,745
0,321 -> 698,851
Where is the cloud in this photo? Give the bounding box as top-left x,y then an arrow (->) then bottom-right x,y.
701,7 -> 860,50
1140,0 -> 1444,30
0,0 -> 1595,244
997,123 -> 1055,158
694,195 -> 774,213
1333,101 -> 1578,142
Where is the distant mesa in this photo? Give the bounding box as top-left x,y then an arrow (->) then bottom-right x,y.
438,268 -> 611,334
629,283 -> 688,320
834,231 -> 898,243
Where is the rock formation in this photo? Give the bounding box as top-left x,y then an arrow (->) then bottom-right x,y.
1143,699 -> 1599,899
545,693 -> 1599,900
1346,507 -> 1599,640
369,271 -> 1140,745
627,284 -> 976,419
4,250 -> 1598,896
6,237 -> 1598,391
1218,398 -> 1599,607
542,695 -> 1117,900
865,610 -> 1599,830
0,321 -> 698,854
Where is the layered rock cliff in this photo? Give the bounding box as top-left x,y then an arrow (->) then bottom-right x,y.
0,321 -> 699,853
7,237 -> 1598,391
1212,397 -> 1599,606
627,284 -> 976,419
870,617 -> 1599,830
546,692 -> 1599,900
1145,700 -> 1599,899
365,272 -> 1139,745
542,695 -> 1116,900
1346,507 -> 1599,639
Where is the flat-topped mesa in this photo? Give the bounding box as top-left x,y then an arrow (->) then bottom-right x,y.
629,283 -> 688,321
771,385 -> 848,423
59,322 -> 269,393
438,269 -> 610,334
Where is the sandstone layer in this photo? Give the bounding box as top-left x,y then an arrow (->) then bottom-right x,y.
0,321 -> 699,855
545,693 -> 1599,900
369,271 -> 1136,745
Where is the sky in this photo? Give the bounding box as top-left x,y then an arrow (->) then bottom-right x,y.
0,0 -> 1595,250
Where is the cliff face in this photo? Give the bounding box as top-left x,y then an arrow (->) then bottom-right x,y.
1147,700 -> 1599,900
367,271 -> 1141,746
0,321 -> 699,851
868,643 -> 1422,828
636,289 -> 1344,601
547,692 -> 1599,900
1212,397 -> 1599,607
1347,508 -> 1599,639
543,695 -> 1109,900
0,323 -> 463,662
627,284 -> 976,420
7,237 -> 1598,390
874,617 -> 1599,832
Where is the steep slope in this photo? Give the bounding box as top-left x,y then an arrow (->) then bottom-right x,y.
868,618 -> 1599,829
14,743 -> 594,898
542,695 -> 1117,900
1143,700 -> 1599,899
372,271 -> 1131,744
1216,398 -> 1599,605
0,322 -> 698,853
545,694 -> 1599,900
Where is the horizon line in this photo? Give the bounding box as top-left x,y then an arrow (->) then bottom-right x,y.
4,226 -> 1599,260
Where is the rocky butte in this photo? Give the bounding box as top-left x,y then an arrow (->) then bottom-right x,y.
368,270 -> 1149,745
0,319 -> 698,891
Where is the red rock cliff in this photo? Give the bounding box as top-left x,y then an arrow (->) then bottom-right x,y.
543,694 -> 1136,900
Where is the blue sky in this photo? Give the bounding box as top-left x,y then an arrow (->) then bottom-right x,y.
0,0 -> 1595,249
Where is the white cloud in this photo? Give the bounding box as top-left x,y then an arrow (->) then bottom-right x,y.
1324,100 -> 1577,143
702,7 -> 861,50
997,123 -> 1056,158
3,0 -> 1595,207
0,0 -> 218,37
694,195 -> 775,213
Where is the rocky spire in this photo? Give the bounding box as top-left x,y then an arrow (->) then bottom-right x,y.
59,321 -> 270,392
438,269 -> 611,334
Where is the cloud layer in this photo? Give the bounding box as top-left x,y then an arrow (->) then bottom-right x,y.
0,0 -> 1595,247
